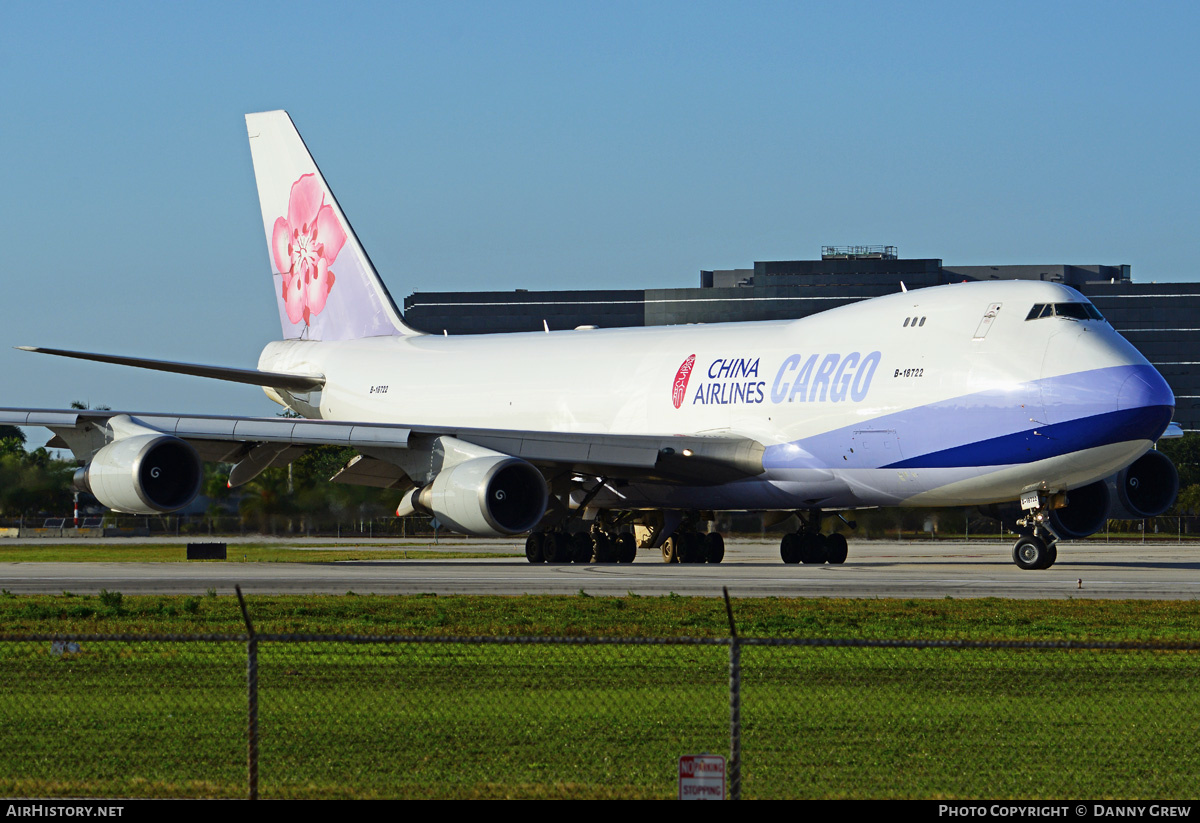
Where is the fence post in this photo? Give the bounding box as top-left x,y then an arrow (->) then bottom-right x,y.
237,586 -> 259,800
723,588 -> 741,801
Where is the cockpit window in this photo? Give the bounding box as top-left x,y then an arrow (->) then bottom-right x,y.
1054,303 -> 1089,321
1025,302 -> 1107,323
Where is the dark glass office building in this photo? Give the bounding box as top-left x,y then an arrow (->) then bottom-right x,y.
403,247 -> 1200,430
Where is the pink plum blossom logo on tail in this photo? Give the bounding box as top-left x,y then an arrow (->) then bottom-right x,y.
272,174 -> 346,328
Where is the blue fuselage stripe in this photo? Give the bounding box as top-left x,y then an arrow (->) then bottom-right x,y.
882,405 -> 1174,469
761,364 -> 1174,472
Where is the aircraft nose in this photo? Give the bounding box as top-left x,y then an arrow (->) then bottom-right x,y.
1115,366 -> 1175,442
1039,325 -> 1175,443
1117,368 -> 1174,413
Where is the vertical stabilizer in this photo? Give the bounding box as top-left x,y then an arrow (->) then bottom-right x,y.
245,110 -> 417,341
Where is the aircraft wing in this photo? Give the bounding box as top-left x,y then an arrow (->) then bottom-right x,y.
0,408 -> 766,488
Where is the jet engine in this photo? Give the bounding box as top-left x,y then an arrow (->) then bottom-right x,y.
1115,449 -> 1179,518
73,434 -> 202,514
406,455 -> 548,537
1047,480 -> 1110,540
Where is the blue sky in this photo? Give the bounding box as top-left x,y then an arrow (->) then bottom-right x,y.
3,1 -> 1198,420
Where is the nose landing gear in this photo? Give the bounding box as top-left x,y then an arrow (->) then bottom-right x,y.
1012,492 -> 1062,570
1012,534 -> 1058,570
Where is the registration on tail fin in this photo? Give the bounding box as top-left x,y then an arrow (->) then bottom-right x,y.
245,110 -> 417,341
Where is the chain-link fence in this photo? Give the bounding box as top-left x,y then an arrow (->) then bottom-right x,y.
1,631 -> 1197,798
738,639 -> 1200,799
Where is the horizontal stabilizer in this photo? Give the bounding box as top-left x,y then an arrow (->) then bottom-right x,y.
16,347 -> 324,392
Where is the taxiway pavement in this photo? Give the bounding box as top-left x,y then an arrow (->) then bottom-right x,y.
2,538 -> 1198,598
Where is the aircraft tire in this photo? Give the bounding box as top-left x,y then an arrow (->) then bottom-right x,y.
780,533 -> 801,564
681,532 -> 704,563
826,533 -> 848,564
593,533 -> 616,563
543,532 -> 566,564
615,533 -> 637,563
678,533 -> 695,563
1012,535 -> 1050,570
1041,542 -> 1058,570
704,532 -> 725,564
800,533 -> 828,564
525,533 -> 545,564
571,532 -> 595,563
662,535 -> 680,563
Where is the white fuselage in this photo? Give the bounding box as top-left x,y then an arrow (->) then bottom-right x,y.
258,280 -> 1174,512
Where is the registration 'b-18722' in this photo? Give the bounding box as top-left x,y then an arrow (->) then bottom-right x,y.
2,111 -> 1179,570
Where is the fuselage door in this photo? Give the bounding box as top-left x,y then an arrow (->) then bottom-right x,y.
973,303 -> 1003,340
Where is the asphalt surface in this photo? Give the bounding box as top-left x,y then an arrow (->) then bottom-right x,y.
2,537 -> 1199,598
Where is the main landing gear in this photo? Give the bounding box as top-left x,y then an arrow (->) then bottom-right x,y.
1011,493 -> 1061,570
525,526 -> 728,565
524,528 -> 638,565
660,531 -> 725,564
779,511 -> 849,565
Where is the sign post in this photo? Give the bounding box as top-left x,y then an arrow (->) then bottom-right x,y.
678,754 -> 726,800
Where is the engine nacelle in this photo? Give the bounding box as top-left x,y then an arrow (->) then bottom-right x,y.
414,455 -> 548,537
1048,480 -> 1110,539
1115,449 -> 1179,518
74,434 -> 202,514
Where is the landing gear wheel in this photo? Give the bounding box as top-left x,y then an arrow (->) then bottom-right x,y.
614,533 -> 637,564
675,534 -> 692,563
704,532 -> 725,564
662,535 -> 680,563
592,532 -> 616,563
680,532 -> 704,563
543,532 -> 566,564
826,533 -> 848,564
780,533 -> 801,564
800,533 -> 828,564
1013,535 -> 1054,570
571,532 -> 595,563
525,533 -> 545,564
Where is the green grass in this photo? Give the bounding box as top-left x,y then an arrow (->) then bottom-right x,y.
738,645 -> 1200,799
0,543 -> 517,562
3,594 -> 1200,798
0,640 -> 247,798
3,592 -> 1200,640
